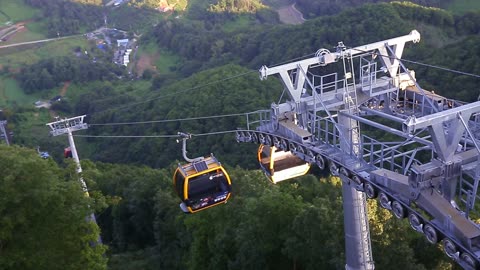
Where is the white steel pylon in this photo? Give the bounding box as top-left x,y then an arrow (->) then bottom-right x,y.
46,115 -> 102,243
0,120 -> 9,145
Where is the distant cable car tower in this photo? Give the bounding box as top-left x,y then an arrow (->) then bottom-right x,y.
46,115 -> 102,243
0,120 -> 10,145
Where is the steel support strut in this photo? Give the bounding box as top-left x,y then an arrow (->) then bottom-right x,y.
339,113 -> 374,270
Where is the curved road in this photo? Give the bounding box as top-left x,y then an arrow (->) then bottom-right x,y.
0,35 -> 78,49
277,3 -> 306,25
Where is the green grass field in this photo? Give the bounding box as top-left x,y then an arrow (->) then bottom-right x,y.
2,24 -> 47,44
139,41 -> 158,55
0,36 -> 89,68
0,76 -> 39,107
136,42 -> 180,75
0,36 -> 92,109
0,11 -> 9,25
0,0 -> 39,24
447,0 -> 480,14
10,108 -> 61,148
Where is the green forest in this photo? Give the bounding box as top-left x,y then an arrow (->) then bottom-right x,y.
1,0 -> 480,269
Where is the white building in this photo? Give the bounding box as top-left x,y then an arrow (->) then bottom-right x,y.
117,38 -> 129,48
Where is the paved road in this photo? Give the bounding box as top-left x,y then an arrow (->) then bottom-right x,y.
105,0 -> 116,6
0,35 -> 77,49
277,3 -> 306,25
0,25 -> 18,38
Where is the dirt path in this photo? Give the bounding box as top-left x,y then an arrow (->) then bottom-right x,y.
0,20 -> 32,42
136,53 -> 157,77
0,35 -> 74,49
60,81 -> 70,96
277,3 -> 305,25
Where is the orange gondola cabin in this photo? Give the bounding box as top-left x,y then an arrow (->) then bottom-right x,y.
173,156 -> 232,214
258,144 -> 311,184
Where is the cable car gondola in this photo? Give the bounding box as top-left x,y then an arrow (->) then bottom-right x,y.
258,144 -> 311,184
64,147 -> 72,158
37,146 -> 50,159
173,133 -> 232,214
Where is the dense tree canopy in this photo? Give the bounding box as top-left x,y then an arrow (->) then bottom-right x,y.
81,159 -> 453,270
0,145 -> 107,270
147,1 -> 463,76
17,56 -> 126,93
81,64 -> 282,168
295,0 -> 455,18
209,0 -> 266,13
24,0 -> 104,37
413,35 -> 480,102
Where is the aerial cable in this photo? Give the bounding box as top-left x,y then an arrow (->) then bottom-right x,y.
191,130 -> 238,137
73,129 -> 239,139
348,47 -> 480,79
399,58 -> 480,79
89,111 -> 259,126
90,69 -> 257,116
267,52 -> 316,68
74,134 -> 180,138
88,52 -> 320,118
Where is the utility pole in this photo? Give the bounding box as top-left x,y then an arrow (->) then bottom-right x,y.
0,120 -> 9,145
46,115 -> 102,243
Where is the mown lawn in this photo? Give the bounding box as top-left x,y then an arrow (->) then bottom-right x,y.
0,36 -> 90,68
0,11 -> 9,25
0,0 -> 39,24
0,76 -> 38,107
2,24 -> 47,44
136,42 -> 180,74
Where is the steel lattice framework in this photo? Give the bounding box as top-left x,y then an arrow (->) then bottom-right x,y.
235,30 -> 480,270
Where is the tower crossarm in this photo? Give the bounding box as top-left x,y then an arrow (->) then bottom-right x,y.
258,30 -> 420,103
46,115 -> 88,136
403,101 -> 480,163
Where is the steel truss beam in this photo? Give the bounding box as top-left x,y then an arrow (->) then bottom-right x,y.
236,30 -> 480,269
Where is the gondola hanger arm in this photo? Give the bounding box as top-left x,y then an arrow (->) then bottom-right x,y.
177,132 -> 204,163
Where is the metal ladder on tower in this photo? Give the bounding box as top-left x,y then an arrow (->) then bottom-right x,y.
339,42 -> 361,156
338,42 -> 374,270
339,42 -> 358,114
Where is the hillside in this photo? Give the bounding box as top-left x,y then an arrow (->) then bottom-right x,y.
3,1 -> 480,166
1,1 -> 480,269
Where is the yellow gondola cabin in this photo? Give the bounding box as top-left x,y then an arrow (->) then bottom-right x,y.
173,156 -> 232,213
